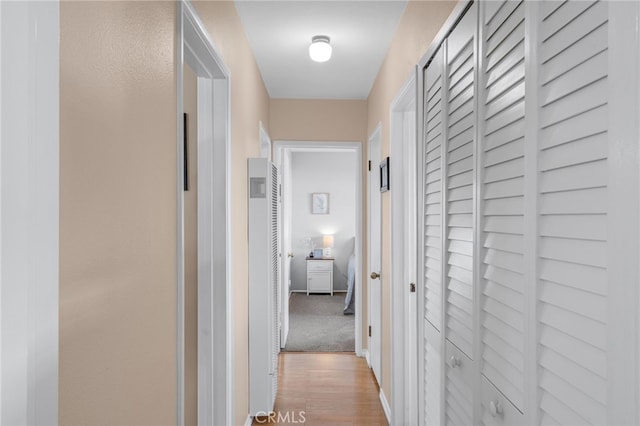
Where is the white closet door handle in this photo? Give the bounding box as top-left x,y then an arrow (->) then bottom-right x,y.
450,356 -> 460,368
489,400 -> 503,418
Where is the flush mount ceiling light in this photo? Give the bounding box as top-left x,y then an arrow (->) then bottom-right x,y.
309,35 -> 332,63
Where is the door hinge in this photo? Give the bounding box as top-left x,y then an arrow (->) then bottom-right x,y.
368,160 -> 371,171
410,283 -> 416,293
368,325 -> 372,337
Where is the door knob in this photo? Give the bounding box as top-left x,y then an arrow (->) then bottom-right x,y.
288,252 -> 294,258
489,400 -> 503,418
370,272 -> 380,279
450,356 -> 460,368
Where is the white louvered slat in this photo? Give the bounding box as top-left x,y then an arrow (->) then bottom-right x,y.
537,1 -> 609,423
424,45 -> 444,332
445,5 -> 475,360
479,0 -> 526,414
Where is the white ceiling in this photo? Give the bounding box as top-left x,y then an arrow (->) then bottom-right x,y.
234,1 -> 408,100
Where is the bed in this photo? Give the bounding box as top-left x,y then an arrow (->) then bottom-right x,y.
344,252 -> 356,315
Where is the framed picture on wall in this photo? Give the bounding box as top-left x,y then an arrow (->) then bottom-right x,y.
380,156 -> 390,192
312,193 -> 329,214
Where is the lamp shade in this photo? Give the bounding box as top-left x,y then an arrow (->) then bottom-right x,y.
309,35 -> 332,63
323,235 -> 334,248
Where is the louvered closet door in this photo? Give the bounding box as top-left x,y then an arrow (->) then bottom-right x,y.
444,4 -> 476,426
423,43 -> 444,426
270,164 -> 280,401
536,1 -> 609,424
478,0 -> 527,421
445,2 -> 476,361
424,44 -> 444,335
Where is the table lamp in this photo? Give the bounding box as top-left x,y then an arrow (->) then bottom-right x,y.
323,234 -> 334,258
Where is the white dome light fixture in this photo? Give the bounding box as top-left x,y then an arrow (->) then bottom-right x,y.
309,35 -> 332,63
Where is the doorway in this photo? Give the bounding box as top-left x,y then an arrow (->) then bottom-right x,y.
273,141 -> 364,356
177,2 -> 231,425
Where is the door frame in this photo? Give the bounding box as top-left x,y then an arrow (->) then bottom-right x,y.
367,124 -> 383,382
272,141 -> 364,355
177,2 -> 232,425
0,2 -> 60,423
390,70 -> 418,426
259,121 -> 271,161
277,148 -> 292,348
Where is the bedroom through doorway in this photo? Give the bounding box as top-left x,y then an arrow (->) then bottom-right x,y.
273,142 -> 362,354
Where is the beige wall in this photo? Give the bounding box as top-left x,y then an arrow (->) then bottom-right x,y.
59,2 -> 177,424
270,99 -> 369,347
366,0 -> 456,402
191,2 -> 271,424
60,1 -> 269,425
270,99 -> 367,142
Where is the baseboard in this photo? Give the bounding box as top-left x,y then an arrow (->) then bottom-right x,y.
356,347 -> 367,358
244,414 -> 253,426
364,349 -> 370,366
379,388 -> 391,425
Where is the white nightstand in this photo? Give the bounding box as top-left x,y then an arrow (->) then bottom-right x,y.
306,257 -> 334,295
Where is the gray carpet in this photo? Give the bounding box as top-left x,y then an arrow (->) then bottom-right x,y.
284,293 -> 355,352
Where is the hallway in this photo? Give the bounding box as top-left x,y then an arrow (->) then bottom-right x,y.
253,353 -> 387,425
5,1 -> 640,425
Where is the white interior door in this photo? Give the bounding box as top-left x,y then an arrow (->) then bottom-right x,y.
368,127 -> 382,383
391,74 -> 418,425
402,107 -> 418,426
280,149 -> 292,347
421,43 -> 444,426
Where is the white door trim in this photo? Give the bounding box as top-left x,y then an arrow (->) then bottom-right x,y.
390,69 -> 418,426
273,140 -> 363,356
275,148 -> 292,348
259,121 -> 271,161
367,124 -> 383,382
608,3 -> 640,423
177,2 -> 233,425
0,1 -> 60,424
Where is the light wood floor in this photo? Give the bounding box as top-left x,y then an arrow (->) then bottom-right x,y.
252,352 -> 388,426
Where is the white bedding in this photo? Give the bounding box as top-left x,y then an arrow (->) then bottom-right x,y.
344,253 -> 356,314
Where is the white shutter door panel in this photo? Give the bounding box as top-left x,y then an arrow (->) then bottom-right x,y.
445,3 -> 476,359
424,322 -> 442,426
441,6 -> 476,425
479,0 -> 526,414
445,341 -> 473,426
424,46 -> 444,332
270,164 -> 279,400
537,1 -> 609,424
